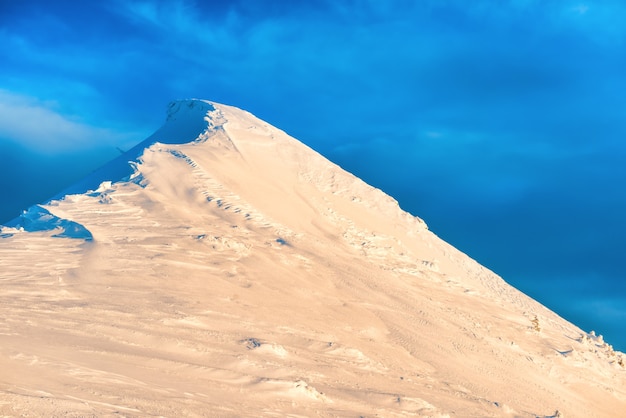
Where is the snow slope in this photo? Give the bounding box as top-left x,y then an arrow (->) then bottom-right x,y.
1,100 -> 624,417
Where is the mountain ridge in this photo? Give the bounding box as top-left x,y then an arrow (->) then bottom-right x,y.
1,100 -> 624,417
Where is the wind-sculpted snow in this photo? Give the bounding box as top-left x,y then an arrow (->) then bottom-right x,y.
0,100 -> 624,417
1,100 -> 215,230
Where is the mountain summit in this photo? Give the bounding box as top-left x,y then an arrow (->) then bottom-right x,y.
1,100 -> 624,416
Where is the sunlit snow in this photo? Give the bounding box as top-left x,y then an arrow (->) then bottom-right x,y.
0,100 -> 624,416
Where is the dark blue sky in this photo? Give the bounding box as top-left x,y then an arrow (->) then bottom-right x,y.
1,0 -> 625,350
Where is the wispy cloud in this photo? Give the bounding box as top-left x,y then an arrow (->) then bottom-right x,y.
570,3 -> 590,15
110,0 -> 243,53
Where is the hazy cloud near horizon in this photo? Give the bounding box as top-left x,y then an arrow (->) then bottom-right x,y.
1,0 -> 625,350
0,90 -> 140,152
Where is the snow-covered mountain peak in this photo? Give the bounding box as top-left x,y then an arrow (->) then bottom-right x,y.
165,99 -> 214,122
3,99 -> 426,238
150,99 -> 216,144
1,100 -> 624,417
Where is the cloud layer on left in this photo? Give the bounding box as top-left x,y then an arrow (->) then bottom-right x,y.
0,90 -> 137,153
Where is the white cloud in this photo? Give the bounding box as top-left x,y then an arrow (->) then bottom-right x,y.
0,90 -> 138,153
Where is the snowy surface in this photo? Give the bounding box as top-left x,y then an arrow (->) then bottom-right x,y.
0,100 -> 624,416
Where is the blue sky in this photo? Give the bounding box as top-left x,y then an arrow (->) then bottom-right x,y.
1,0 -> 625,350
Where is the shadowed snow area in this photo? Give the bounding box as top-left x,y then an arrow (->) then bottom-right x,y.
8,205 -> 93,240
0,100 -> 624,416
